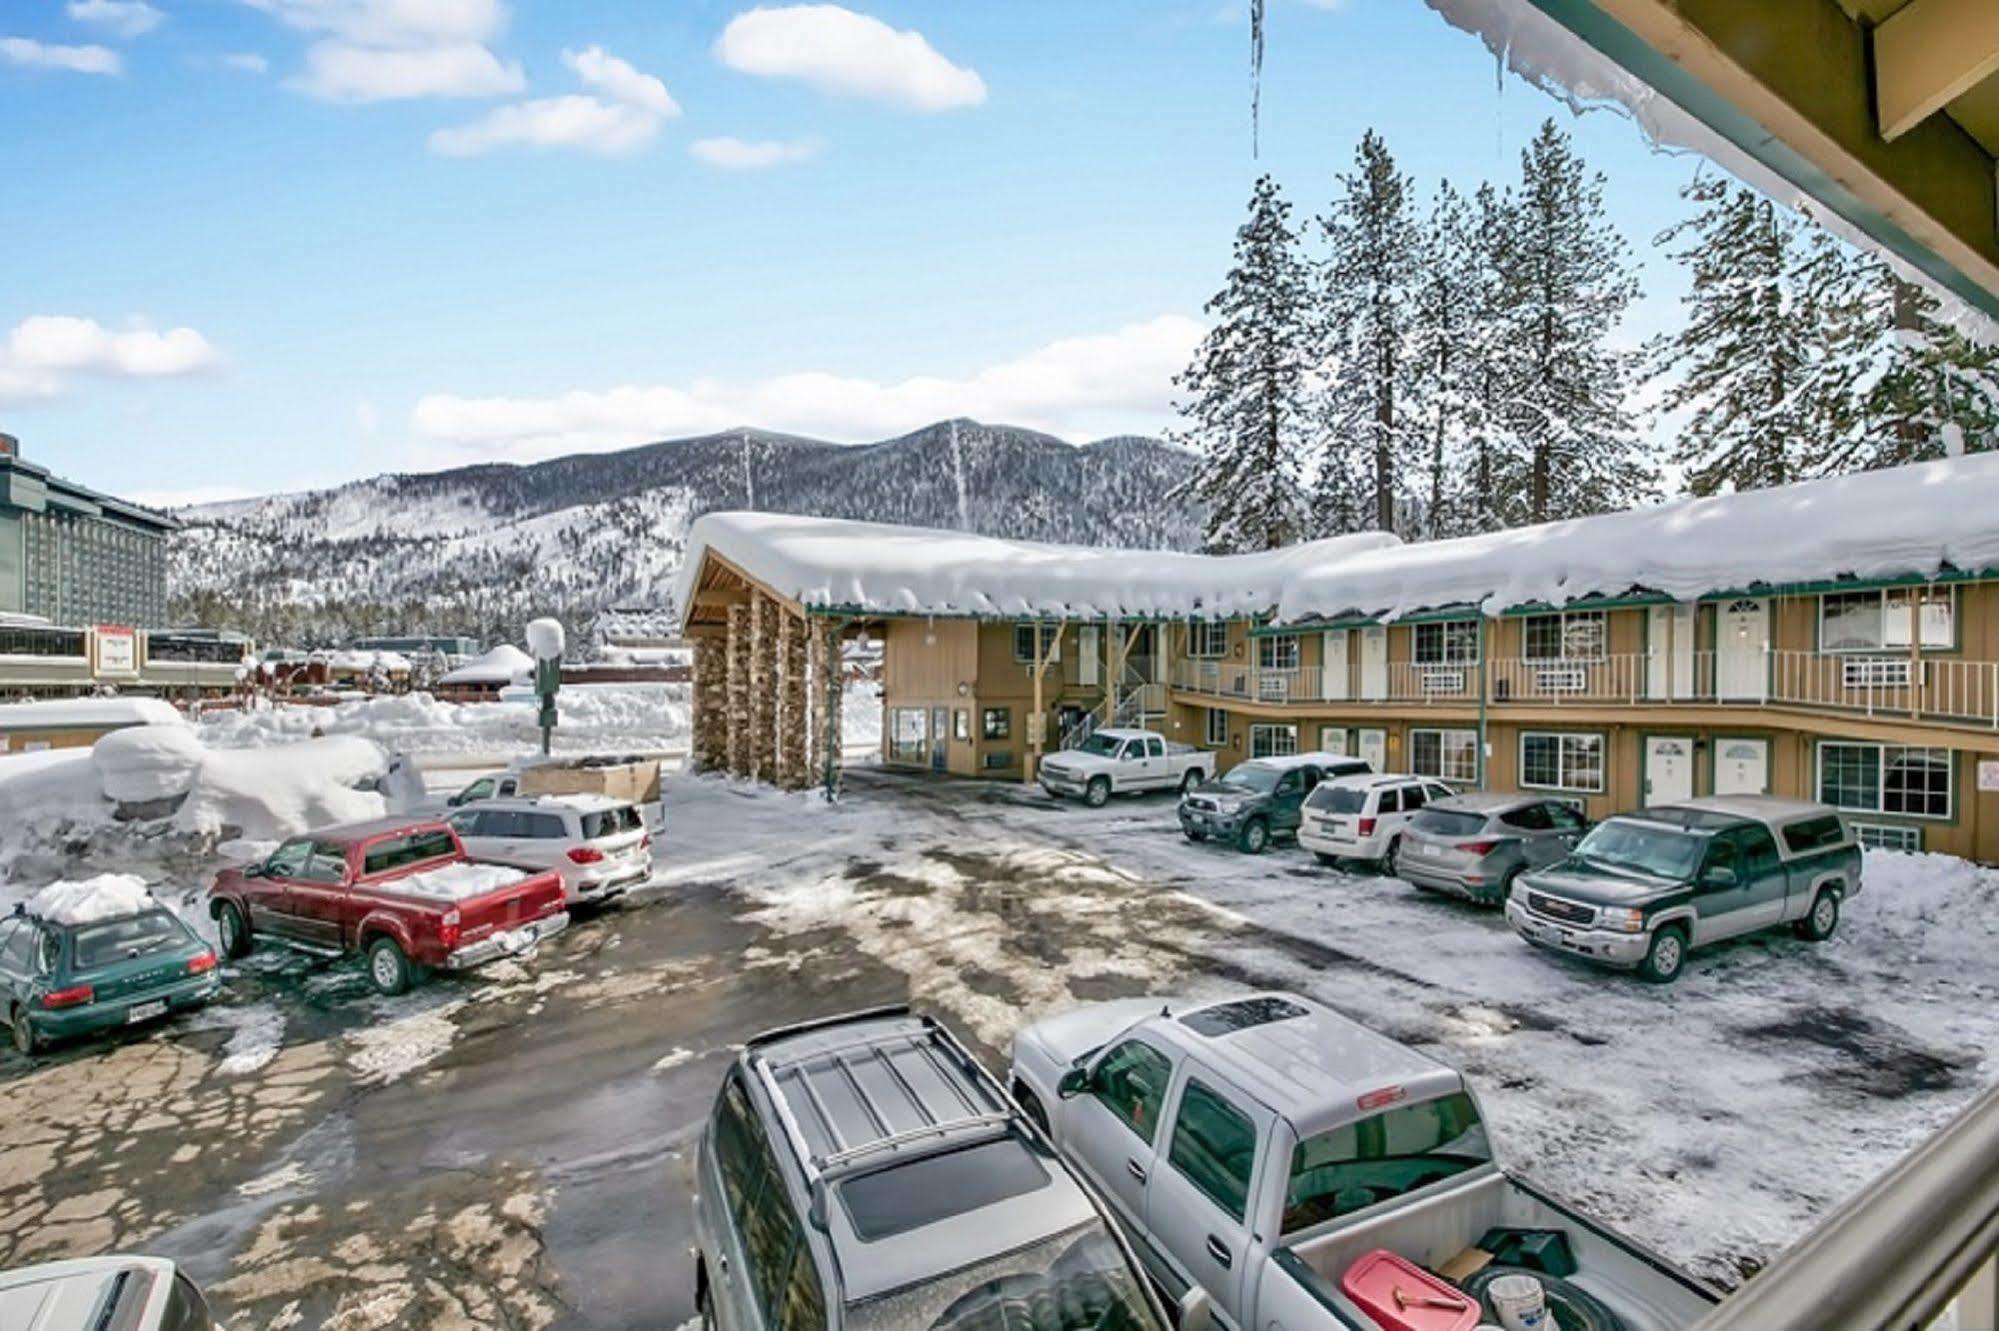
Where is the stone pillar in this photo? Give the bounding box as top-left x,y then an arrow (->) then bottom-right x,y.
692,635 -> 728,772
726,604 -> 752,777
775,613 -> 809,790
749,594 -> 779,784
819,620 -> 846,800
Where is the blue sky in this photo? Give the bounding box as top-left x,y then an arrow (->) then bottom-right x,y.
0,0 -> 1706,505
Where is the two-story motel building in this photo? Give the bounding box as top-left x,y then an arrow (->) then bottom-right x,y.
676,452 -> 1999,862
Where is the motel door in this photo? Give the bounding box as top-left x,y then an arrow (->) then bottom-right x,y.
1645,603 -> 1697,700
931,707 -> 948,772
1645,736 -> 1695,805
1714,738 -> 1770,795
1356,728 -> 1387,772
1321,630 -> 1349,701
1318,727 -> 1349,756
1716,598 -> 1769,701
1359,628 -> 1388,701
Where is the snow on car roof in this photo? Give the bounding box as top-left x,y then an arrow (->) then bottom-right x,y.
673,511 -> 1401,626
438,643 -> 534,686
27,874 -> 156,926
1241,751 -> 1352,770
0,697 -> 182,731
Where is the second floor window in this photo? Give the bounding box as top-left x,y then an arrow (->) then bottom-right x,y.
1524,611 -> 1606,661
1414,620 -> 1479,666
1258,635 -> 1300,671
1187,619 -> 1229,658
1820,587 -> 1953,652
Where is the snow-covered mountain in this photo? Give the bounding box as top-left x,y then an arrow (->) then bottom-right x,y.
170,419 -> 1201,646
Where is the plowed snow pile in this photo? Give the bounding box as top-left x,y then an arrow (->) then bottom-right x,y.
196,686 -> 689,756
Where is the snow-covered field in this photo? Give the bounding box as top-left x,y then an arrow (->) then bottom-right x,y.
196,684 -> 692,757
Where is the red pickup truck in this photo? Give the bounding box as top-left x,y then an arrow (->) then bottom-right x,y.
207,816 -> 570,995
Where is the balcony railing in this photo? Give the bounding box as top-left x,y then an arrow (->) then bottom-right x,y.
1172,650 -> 1999,729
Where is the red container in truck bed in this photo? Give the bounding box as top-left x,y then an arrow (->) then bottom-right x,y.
1339,1250 -> 1480,1331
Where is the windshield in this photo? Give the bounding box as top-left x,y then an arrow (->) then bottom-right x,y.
1075,734 -> 1124,758
1573,820 -> 1705,880
845,1223 -> 1163,1331
1283,1092 -> 1492,1234
1305,784 -> 1364,812
71,910 -> 188,970
1218,765 -> 1280,794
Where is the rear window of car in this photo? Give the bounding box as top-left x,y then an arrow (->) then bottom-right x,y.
1411,808 -> 1486,837
1306,785 -> 1367,813
363,829 -> 458,875
1782,815 -> 1848,854
839,1137 -> 1050,1241
580,805 -> 642,840
71,909 -> 187,970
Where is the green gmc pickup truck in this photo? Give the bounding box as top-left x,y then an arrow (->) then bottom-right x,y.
1505,794 -> 1862,983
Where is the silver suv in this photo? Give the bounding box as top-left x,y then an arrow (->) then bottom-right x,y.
691,1007 -> 1180,1331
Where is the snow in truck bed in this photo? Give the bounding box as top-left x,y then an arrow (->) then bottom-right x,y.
386,861 -> 533,904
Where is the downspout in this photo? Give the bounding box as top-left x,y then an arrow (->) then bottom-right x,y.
1477,616 -> 1491,787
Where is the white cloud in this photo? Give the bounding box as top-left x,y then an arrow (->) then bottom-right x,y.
715,5 -> 985,112
66,0 -> 164,38
690,135 -> 819,170
221,51 -> 271,73
242,0 -> 507,46
0,315 -> 221,406
429,45 -> 677,156
293,39 -> 521,100
412,314 -> 1202,458
0,36 -> 122,75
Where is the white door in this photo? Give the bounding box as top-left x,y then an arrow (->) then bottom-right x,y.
1318,727 -> 1349,755
1714,738 -> 1770,795
1320,630 -> 1349,701
1079,625 -> 1100,687
1357,728 -> 1387,772
1716,598 -> 1769,700
1646,603 -> 1697,700
1645,736 -> 1695,805
1359,627 -> 1388,701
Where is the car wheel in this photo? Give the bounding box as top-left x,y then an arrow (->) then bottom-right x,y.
1179,769 -> 1202,795
1314,852 -> 1338,868
1380,836 -> 1401,877
1084,777 -> 1111,808
1638,927 -> 1687,984
367,936 -> 415,996
1796,888 -> 1841,942
216,901 -> 252,960
10,1006 -> 40,1057
1013,1082 -> 1051,1136
1238,818 -> 1270,854
1182,828 -> 1207,843
1490,867 -> 1523,908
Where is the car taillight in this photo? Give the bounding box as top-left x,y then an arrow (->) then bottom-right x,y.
1357,817 -> 1377,836
41,984 -> 93,1010
1459,840 -> 1500,856
567,847 -> 605,864
440,909 -> 462,950
640,834 -> 652,850
188,951 -> 217,975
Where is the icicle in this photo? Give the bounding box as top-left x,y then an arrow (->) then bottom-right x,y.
1250,0 -> 1264,158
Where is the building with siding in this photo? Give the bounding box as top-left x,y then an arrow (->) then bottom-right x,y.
0,434 -> 174,629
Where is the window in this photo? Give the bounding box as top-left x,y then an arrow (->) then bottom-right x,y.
265,840 -> 313,879
1818,743 -> 1952,819
889,708 -> 928,763
1188,620 -> 1230,659
1409,729 -> 1478,783
1735,825 -> 1781,877
1524,611 -> 1607,661
982,707 -> 1011,740
1853,822 -> 1922,852
303,843 -> 349,883
1520,732 -> 1606,793
458,778 -> 495,802
710,1076 -> 822,1330
1205,708 -> 1228,747
1283,1092 -> 1491,1235
1820,587 -> 1954,653
363,830 -> 457,875
0,923 -> 36,975
1089,1039 -> 1175,1144
161,1273 -> 214,1331
1377,787 -> 1401,815
72,912 -> 185,969
1500,803 -> 1553,831
1413,621 -> 1479,666
580,806 -> 643,840
1250,724 -> 1298,758
1258,635 -> 1300,671
1782,815 -> 1848,855
1145,737 -> 1164,759
1167,1081 -> 1258,1221
1012,623 -> 1060,664
841,1139 -> 1050,1240
953,709 -> 970,742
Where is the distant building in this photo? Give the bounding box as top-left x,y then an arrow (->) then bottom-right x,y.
349,634 -> 481,659
0,433 -> 175,628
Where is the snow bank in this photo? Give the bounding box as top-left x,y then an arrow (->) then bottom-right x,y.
0,696 -> 182,732
440,644 -> 535,687
28,874 -> 154,925
93,724 -> 206,804
1851,847 -> 1999,973
525,618 -> 566,662
388,861 -> 528,903
195,685 -> 690,756
175,736 -> 387,838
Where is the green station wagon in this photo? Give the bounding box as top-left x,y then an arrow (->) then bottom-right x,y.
1,898 -> 220,1056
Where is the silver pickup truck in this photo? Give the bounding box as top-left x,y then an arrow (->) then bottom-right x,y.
1011,992 -> 1720,1331
1038,728 -> 1214,807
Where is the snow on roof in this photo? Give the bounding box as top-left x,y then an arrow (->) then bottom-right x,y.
673,511 -> 1402,626
28,874 -> 156,925
438,643 -> 535,686
0,697 -> 183,731
1277,453 -> 1999,622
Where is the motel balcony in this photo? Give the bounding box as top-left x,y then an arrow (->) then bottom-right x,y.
1172,650 -> 1999,732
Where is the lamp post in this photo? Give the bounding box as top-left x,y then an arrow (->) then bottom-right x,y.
525,617 -> 566,757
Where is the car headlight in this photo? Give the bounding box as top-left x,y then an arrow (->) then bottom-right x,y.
1598,907 -> 1645,933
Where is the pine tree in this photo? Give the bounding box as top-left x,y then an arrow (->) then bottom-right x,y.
1405,180 -> 1478,537
1169,174 -> 1313,552
1499,119 -> 1655,522
1315,130 -> 1419,535
1457,182 -> 1520,534
1850,267 -> 1999,468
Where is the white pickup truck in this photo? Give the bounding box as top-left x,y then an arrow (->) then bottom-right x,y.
1011,992 -> 1720,1331
1037,728 -> 1214,807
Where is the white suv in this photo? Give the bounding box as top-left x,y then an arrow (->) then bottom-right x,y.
1297,772 -> 1456,873
447,794 -> 652,906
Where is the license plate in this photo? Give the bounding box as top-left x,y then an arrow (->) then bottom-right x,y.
127,999 -> 167,1024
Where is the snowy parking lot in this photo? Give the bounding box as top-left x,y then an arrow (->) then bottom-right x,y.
0,765 -> 1993,1329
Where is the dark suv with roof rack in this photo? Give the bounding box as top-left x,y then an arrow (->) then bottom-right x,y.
691,1006 -> 1192,1331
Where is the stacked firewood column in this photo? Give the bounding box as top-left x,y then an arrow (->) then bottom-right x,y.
775,612 -> 808,790
691,636 -> 728,771
725,604 -> 752,776
694,594 -> 843,795
748,594 -> 779,783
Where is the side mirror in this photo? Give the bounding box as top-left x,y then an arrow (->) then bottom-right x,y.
1177,1287 -> 1214,1331
243,863 -> 265,879
1703,865 -> 1739,890
1057,1066 -> 1090,1100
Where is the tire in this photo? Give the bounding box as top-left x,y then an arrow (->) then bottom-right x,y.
1014,1082 -> 1051,1136
1380,836 -> 1402,877
1795,888 -> 1841,942
1182,828 -> 1208,843
1464,1265 -> 1624,1331
1237,818 -> 1270,855
1178,769 -> 1202,796
697,1277 -> 717,1331
1314,852 -> 1339,868
216,901 -> 252,960
1638,926 -> 1688,984
10,1007 -> 39,1057
1490,866 -> 1523,908
1084,777 -> 1111,809
366,935 -> 417,996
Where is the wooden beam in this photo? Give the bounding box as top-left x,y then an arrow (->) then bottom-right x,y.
1875,0 -> 1999,141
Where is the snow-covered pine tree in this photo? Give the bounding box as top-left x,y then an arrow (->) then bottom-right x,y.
1406,180 -> 1479,538
1499,120 -> 1656,522
1315,130 -> 1419,535
1457,182 -> 1520,534
1168,173 -> 1314,552
1648,176 -> 1848,494
1853,267 -> 1999,467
